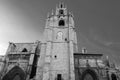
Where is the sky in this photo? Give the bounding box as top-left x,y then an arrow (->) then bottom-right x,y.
0,0 -> 120,66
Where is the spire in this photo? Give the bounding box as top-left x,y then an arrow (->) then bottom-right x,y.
56,4 -> 58,15
105,55 -> 110,67
106,56 -> 109,60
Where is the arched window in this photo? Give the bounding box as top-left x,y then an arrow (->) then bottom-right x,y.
22,48 -> 28,52
59,10 -> 64,15
59,20 -> 65,26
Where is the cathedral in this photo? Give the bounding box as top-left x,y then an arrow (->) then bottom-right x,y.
0,3 -> 120,80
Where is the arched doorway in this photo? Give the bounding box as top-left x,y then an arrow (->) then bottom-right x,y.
13,74 -> 21,80
81,69 -> 98,80
2,66 -> 26,80
111,73 -> 117,80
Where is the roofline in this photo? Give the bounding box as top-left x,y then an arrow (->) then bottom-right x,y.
74,53 -> 103,56
14,42 -> 35,44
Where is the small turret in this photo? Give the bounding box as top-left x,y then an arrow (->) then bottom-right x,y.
51,9 -> 54,15
82,47 -> 87,54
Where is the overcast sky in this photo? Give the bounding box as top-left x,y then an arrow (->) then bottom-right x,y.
0,0 -> 120,66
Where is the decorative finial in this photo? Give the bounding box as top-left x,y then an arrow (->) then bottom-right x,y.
105,55 -> 110,67
69,11 -> 74,17
82,47 -> 87,54
9,41 -> 12,44
35,40 -> 40,44
71,12 -> 74,17
51,9 -> 54,15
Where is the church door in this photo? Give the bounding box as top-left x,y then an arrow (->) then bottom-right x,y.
111,74 -> 117,80
83,73 -> 94,80
81,69 -> 98,80
13,74 -> 21,80
2,66 -> 26,80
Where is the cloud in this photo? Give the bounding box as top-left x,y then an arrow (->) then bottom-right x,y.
0,43 -> 8,55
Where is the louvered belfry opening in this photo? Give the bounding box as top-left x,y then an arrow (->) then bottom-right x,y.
59,20 -> 65,26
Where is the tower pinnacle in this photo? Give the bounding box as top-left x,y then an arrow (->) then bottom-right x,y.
59,2 -> 64,8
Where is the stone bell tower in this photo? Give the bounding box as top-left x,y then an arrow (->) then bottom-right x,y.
36,3 -> 78,80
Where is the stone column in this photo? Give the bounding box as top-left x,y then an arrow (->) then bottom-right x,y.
69,41 -> 75,80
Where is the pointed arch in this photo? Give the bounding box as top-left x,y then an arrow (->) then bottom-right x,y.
59,20 -> 65,26
22,48 -> 28,52
111,73 -> 117,80
2,66 -> 26,80
81,69 -> 98,80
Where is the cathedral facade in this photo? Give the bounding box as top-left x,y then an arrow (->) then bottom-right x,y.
0,3 -> 120,80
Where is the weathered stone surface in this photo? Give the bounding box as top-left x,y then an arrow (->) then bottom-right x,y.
1,3 -> 120,80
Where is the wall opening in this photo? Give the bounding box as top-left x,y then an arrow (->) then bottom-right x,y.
111,73 -> 117,80
59,10 -> 64,15
81,69 -> 98,80
22,48 -> 28,52
65,38 -> 67,41
54,55 -> 57,59
59,20 -> 65,26
57,74 -> 62,80
2,66 -> 26,80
